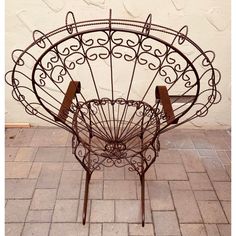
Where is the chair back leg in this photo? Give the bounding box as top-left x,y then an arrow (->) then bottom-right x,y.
140,174 -> 145,227
82,170 -> 91,225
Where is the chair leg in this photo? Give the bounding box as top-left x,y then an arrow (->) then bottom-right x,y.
140,174 -> 145,227
82,171 -> 91,225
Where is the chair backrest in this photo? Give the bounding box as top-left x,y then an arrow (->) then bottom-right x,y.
5,11 -> 221,135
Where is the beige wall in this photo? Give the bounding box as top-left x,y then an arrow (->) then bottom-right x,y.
5,0 -> 231,128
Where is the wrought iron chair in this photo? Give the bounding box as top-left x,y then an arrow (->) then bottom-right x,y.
5,10 -> 221,226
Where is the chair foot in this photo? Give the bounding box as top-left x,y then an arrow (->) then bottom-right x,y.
140,174 -> 145,227
82,171 -> 91,225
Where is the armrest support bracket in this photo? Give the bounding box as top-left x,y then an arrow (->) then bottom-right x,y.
56,81 -> 81,122
155,86 -> 177,125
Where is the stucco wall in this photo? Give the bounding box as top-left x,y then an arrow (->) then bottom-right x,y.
5,0 -> 231,128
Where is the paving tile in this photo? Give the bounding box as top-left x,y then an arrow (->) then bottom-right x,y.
198,201 -> 227,223
173,134 -> 195,149
5,223 -> 24,236
221,201 -> 231,223
153,211 -> 180,235
205,224 -> 220,236
198,149 -> 218,158
5,179 -> 36,199
224,165 -> 231,178
104,166 -> 124,179
103,223 -> 128,236
50,223 -> 89,236
181,150 -> 205,172
194,191 -> 218,201
34,147 -> 66,162
5,147 -> 19,161
36,163 -> 63,188
156,149 -> 182,164
169,180 -> 191,190
147,181 -> 174,210
22,223 -> 50,236
5,128 -> 20,146
159,133 -> 176,149
90,200 -> 114,222
216,151 -> 231,165
30,128 -> 68,146
217,224 -> 231,236
14,147 -> 37,161
209,137 -> 230,150
224,136 -> 231,148
52,200 -> 78,222
5,128 -> 19,136
26,210 -> 53,222
226,151 -> 231,159
129,223 -> 154,235
191,134 -> 212,149
115,200 -> 152,223
57,170 -> 82,199
5,162 -> 32,178
63,162 -> 83,171
64,147 -> 78,162
80,180 -> 103,199
28,163 -> 42,178
5,200 -> 30,222
145,165 -> 157,180
77,199 -> 91,223
156,164 -> 188,180
91,171 -> 104,180
104,180 -> 136,199
90,223 -> 102,236
66,133 -> 73,146
31,189 -> 57,210
92,171 -> 104,179
188,173 -> 213,190
213,182 -> 231,201
172,190 -> 202,223
202,159 -> 230,181
180,224 -> 207,236
125,167 -> 139,180
11,128 -> 36,146
205,130 -> 229,137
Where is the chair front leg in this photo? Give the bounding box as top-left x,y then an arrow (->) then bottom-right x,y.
82,170 -> 91,225
140,173 -> 145,227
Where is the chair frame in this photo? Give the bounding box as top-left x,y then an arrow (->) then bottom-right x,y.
5,10 -> 221,226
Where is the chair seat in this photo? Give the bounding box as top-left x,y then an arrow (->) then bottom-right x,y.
72,98 -> 160,160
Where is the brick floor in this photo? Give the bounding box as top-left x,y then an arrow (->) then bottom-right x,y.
153,211 -> 180,235
5,127 -> 231,235
22,223 -> 50,236
52,199 -> 78,222
180,224 -> 207,236
172,190 -> 202,223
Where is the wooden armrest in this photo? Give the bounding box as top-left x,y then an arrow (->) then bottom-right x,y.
155,86 -> 177,125
56,81 -> 81,122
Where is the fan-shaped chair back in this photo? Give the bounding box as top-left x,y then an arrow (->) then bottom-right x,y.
6,11 -> 221,135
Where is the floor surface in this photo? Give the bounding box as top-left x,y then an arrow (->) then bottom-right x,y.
5,127 -> 231,236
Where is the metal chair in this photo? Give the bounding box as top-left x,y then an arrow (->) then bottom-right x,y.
5,10 -> 221,226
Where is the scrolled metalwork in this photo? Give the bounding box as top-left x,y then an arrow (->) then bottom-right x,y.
5,10 -> 221,226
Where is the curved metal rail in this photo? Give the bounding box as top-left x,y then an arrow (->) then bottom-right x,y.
5,10 -> 221,226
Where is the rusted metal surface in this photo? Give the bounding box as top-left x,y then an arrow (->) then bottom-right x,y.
57,81 -> 81,122
156,86 -> 176,125
5,10 -> 221,226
